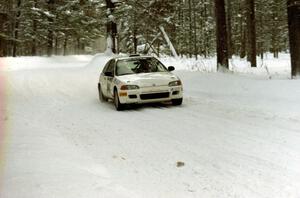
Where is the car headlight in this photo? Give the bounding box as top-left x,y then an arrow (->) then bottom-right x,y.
120,85 -> 140,90
169,80 -> 182,87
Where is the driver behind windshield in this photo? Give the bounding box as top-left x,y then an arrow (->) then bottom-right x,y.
136,60 -> 152,73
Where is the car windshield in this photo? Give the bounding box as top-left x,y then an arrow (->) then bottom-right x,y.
116,57 -> 168,76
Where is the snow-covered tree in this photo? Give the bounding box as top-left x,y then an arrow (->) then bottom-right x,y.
0,0 -> 291,58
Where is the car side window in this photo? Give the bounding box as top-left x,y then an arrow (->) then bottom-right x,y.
102,60 -> 113,74
106,60 -> 115,76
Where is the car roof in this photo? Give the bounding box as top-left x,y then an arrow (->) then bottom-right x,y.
114,55 -> 154,61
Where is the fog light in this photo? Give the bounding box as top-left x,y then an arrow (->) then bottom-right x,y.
119,92 -> 128,97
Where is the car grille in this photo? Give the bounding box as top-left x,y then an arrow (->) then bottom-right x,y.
140,92 -> 170,100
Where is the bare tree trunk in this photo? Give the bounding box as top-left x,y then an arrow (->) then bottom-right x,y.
180,0 -> 185,56
176,0 -> 183,56
13,0 -> 21,57
47,0 -> 55,57
0,13 -> 8,57
31,21 -> 37,56
203,0 -> 209,58
238,1 -> 246,58
188,0 -> 192,58
31,0 -> 37,56
240,25 -> 247,58
258,13 -> 264,59
159,26 -> 178,58
133,2 -> 137,54
133,29 -> 137,54
77,37 -> 81,54
55,35 -> 59,55
226,0 -> 234,58
192,0 -> 198,60
214,0 -> 229,69
63,35 -> 68,56
288,0 -> 300,77
271,7 -> 279,58
157,40 -> 160,57
246,0 -> 257,67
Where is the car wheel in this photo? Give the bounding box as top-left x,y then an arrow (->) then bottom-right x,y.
114,89 -> 124,111
98,84 -> 107,102
172,98 -> 183,106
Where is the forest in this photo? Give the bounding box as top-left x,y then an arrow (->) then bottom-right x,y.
0,0 -> 299,76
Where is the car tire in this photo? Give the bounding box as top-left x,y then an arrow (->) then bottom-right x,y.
172,98 -> 183,106
98,83 -> 107,102
114,89 -> 124,111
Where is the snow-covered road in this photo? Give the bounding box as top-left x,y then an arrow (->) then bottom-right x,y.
1,55 -> 300,198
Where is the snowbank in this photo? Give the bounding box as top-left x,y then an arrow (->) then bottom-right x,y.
2,55 -> 93,71
1,53 -> 291,79
160,53 -> 291,79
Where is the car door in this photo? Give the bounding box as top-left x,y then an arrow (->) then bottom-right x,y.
106,60 -> 116,98
100,60 -> 112,97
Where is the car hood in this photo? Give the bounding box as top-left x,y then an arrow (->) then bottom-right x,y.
116,72 -> 179,87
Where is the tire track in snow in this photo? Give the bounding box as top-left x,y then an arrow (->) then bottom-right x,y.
2,59 -> 300,198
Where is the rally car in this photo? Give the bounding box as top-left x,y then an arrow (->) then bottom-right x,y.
98,55 -> 183,110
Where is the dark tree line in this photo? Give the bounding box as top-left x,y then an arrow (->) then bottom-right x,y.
0,0 -> 299,77
102,0 -> 295,74
214,0 -> 299,77
0,0 -> 105,57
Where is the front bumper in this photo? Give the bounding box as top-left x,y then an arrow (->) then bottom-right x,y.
118,85 -> 183,104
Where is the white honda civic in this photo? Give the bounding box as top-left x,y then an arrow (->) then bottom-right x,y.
98,55 -> 183,110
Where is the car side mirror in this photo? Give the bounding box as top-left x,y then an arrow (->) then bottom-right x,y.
104,71 -> 113,77
168,66 -> 175,71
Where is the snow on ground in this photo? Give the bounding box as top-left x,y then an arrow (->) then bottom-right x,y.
0,54 -> 300,198
160,53 -> 291,79
4,55 -> 93,71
